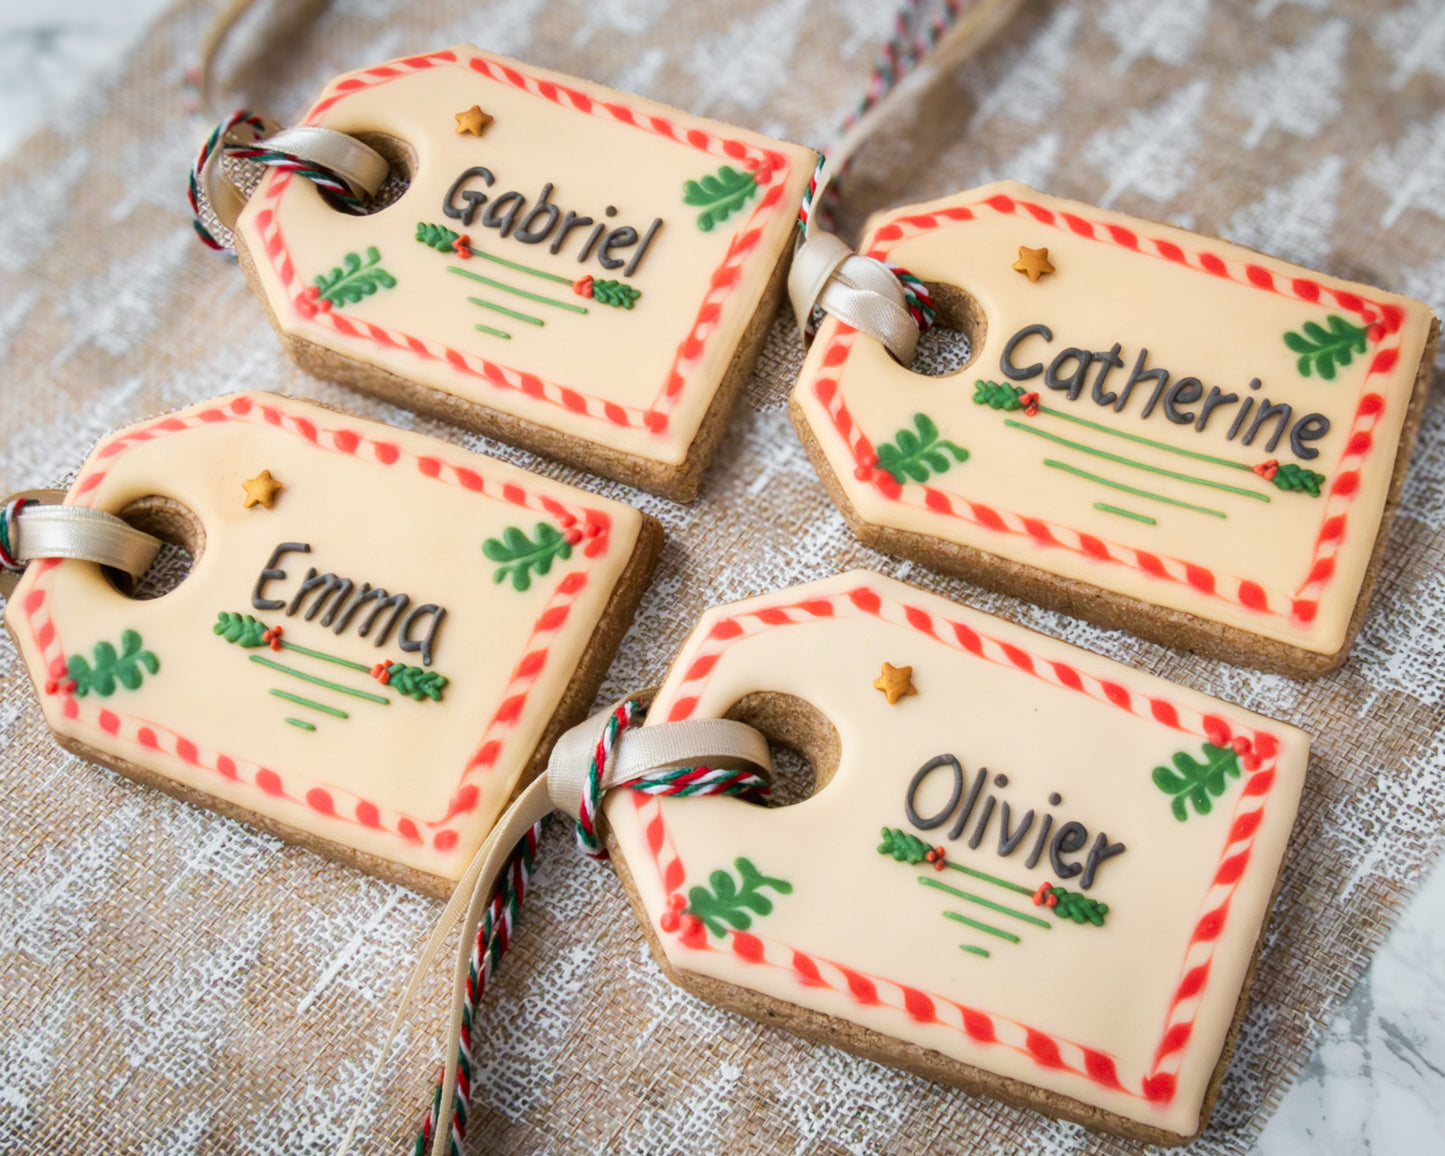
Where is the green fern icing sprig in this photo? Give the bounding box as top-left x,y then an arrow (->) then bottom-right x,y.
1152,743 -> 1243,821
482,522 -> 574,592
315,246 -> 396,307
877,826 -> 933,865
590,279 -> 641,309
972,380 -> 1028,410
683,165 -> 759,232
1036,882 -> 1109,927
874,414 -> 969,484
415,222 -> 462,253
1270,462 -> 1326,496
382,662 -> 448,702
1283,314 -> 1368,380
684,857 -> 793,938
213,610 -> 269,647
67,630 -> 159,697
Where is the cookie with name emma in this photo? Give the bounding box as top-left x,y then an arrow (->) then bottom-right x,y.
233,45 -> 816,501
604,570 -> 1308,1145
3,393 -> 662,897
790,181 -> 1438,676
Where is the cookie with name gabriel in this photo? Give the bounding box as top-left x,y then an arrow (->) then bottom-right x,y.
790,181 -> 1439,676
232,45 -> 816,500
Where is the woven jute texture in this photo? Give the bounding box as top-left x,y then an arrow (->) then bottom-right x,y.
2,1 -> 1443,1153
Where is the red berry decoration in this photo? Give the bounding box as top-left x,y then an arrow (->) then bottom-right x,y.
1252,459 -> 1280,481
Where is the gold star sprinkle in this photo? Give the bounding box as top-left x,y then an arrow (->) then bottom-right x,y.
873,662 -> 917,705
454,105 -> 493,136
1012,245 -> 1055,283
241,470 -> 284,509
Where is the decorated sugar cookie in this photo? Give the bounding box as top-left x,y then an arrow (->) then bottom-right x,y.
226,46 -> 816,501
790,181 -> 1438,676
2,393 -> 661,895
603,570 -> 1308,1145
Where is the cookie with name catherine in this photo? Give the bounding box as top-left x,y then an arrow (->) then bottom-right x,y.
789,181 -> 1438,676
3,392 -> 661,897
232,46 -> 815,502
603,570 -> 1308,1145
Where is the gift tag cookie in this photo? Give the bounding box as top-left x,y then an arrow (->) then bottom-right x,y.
603,570 -> 1308,1145
3,392 -> 661,896
790,181 -> 1438,676
229,46 -> 816,501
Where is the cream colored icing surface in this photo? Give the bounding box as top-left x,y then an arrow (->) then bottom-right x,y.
603,570 -> 1309,1136
4,392 -> 643,882
792,181 -> 1434,654
235,46 -> 814,469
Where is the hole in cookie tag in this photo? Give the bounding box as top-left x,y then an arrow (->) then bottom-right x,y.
790,181 -> 1439,676
205,45 -> 817,501
1,391 -> 663,898
594,570 -> 1311,1145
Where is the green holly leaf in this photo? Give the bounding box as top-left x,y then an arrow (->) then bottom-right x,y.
1152,743 -> 1243,821
682,165 -> 760,232
315,246 -> 397,307
482,522 -> 573,593
684,857 -> 792,937
65,631 -> 159,697
874,413 -> 969,485
1283,314 -> 1368,381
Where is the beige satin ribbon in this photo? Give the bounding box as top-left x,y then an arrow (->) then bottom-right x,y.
0,490 -> 161,599
192,0 -> 388,237
786,0 -> 1025,363
334,698 -> 772,1156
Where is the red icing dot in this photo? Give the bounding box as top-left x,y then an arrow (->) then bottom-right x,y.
659,911 -> 680,933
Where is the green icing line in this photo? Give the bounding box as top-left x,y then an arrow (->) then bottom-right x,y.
1005,419 -> 1269,501
942,910 -> 1020,944
1037,404 -> 1253,472
1093,502 -> 1158,525
278,640 -> 371,673
1045,459 -> 1228,519
940,859 -> 1034,896
468,296 -> 544,326
921,876 -> 1052,929
249,655 -> 390,704
474,323 -> 512,340
960,944 -> 991,958
448,266 -> 587,313
285,717 -> 317,732
270,689 -> 348,719
468,248 -> 574,285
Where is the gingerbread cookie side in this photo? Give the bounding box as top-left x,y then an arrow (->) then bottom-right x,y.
789,181 -> 1437,676
231,45 -> 816,502
602,570 -> 1310,1142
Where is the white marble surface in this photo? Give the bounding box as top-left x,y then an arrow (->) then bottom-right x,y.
0,3 -> 1440,1153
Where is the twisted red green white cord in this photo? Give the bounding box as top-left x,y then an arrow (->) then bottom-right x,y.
572,698 -> 770,859
188,108 -> 365,252
414,818 -> 544,1156
413,699 -> 768,1154
804,0 -> 969,231
0,498 -> 32,573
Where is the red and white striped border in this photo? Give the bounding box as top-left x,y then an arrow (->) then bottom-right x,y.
14,393 -> 617,856
803,189 -> 1414,629
249,48 -> 797,437
635,579 -> 1284,1106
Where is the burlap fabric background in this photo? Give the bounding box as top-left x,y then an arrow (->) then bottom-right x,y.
2,1 -> 1443,1152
